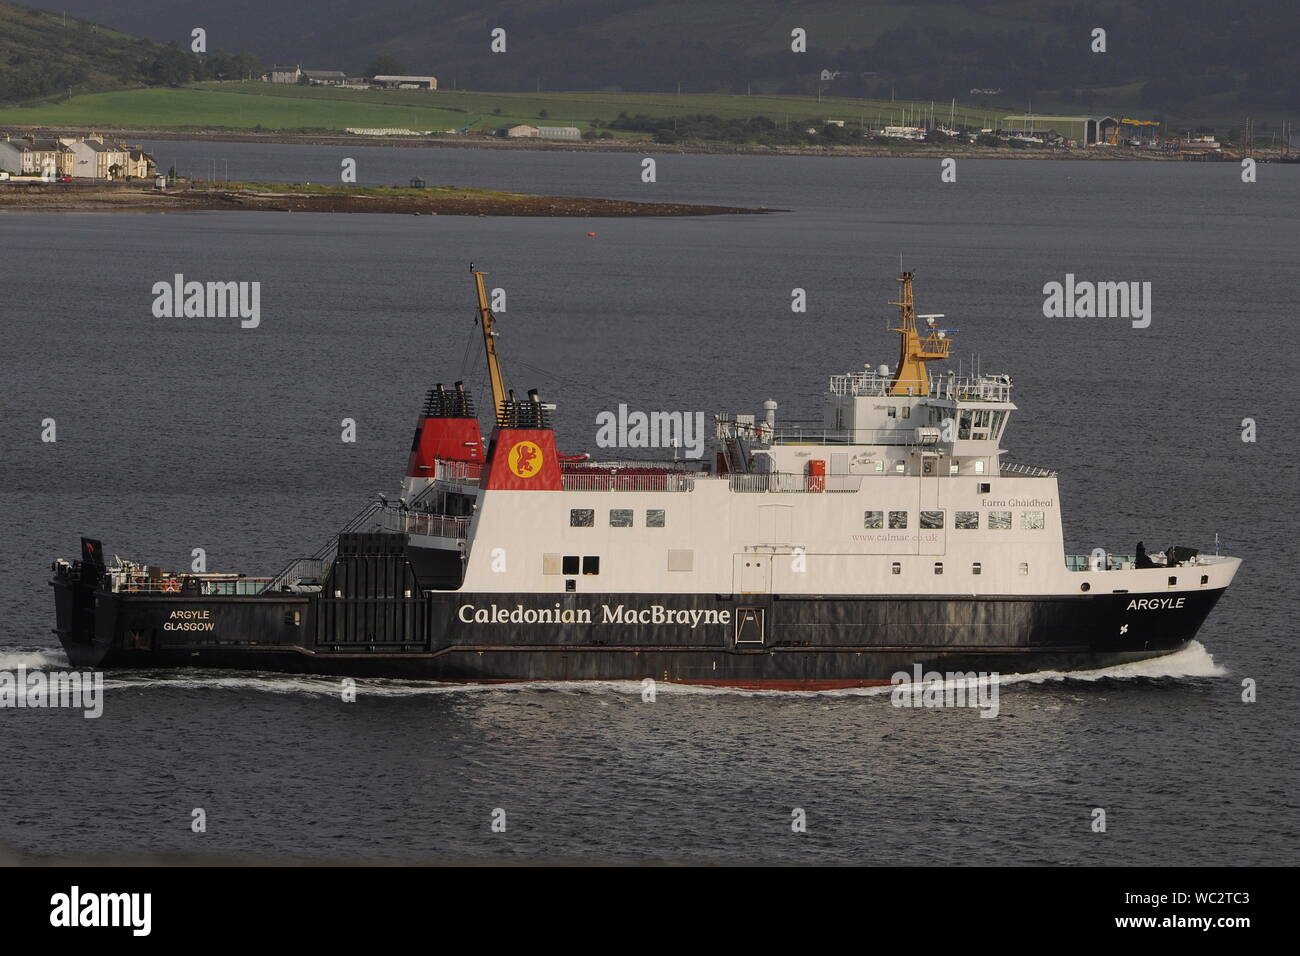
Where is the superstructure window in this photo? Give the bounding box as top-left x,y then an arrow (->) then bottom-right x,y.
610,509 -> 633,528
1018,562 -> 1029,575
873,460 -> 884,473
955,511 -> 979,530
958,411 -> 972,439
974,460 -> 985,474
888,511 -> 908,530
934,562 -> 944,575
1021,511 -> 1045,530
894,460 -> 906,473
646,509 -> 666,528
582,556 -> 600,575
920,510 -> 944,530
863,511 -> 884,529
901,406 -> 910,419
891,562 -> 901,575
988,511 -> 1012,530
562,555 -> 580,575
570,509 -> 594,527
972,562 -> 982,575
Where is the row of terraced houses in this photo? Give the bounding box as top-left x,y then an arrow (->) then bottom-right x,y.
0,134 -> 157,179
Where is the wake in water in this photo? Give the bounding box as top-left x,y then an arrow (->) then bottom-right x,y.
3,639 -> 1223,701
0,647 -> 68,670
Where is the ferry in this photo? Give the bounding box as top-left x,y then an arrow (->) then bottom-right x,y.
50,267 -> 1239,688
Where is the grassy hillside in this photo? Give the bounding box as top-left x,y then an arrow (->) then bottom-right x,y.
16,0 -> 1300,120
0,80 -> 1008,135
0,1 -> 168,101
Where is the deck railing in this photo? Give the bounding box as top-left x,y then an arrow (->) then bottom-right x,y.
729,473 -> 863,493
561,473 -> 696,492
374,509 -> 470,539
1000,461 -> 1059,477
435,459 -> 483,484
1066,554 -> 1137,571
829,371 -> 1012,402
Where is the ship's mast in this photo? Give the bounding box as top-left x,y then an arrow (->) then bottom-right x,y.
470,265 -> 508,420
887,271 -> 951,396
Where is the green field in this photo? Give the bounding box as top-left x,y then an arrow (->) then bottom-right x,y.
0,80 -> 1009,135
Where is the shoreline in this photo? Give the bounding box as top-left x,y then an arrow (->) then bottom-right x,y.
0,124 -> 1255,161
0,181 -> 772,216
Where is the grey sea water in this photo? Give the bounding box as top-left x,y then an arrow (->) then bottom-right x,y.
1,146 -> 1296,864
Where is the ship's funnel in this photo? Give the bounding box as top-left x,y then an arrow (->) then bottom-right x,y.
404,384 -> 484,481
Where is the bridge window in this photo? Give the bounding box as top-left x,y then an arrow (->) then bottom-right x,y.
989,511 -> 1011,530
646,509 -> 665,528
888,511 -> 908,529
570,509 -> 594,527
956,511 -> 979,530
863,510 -> 884,529
609,509 -> 633,528
583,556 -> 600,575
1021,511 -> 1045,530
920,510 -> 944,529
958,411 -> 972,439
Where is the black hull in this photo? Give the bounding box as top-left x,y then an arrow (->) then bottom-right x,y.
51,578 -> 1226,688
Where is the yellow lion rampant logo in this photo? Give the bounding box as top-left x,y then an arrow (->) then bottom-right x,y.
508,440 -> 543,478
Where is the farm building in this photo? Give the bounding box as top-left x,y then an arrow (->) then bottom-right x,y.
536,126 -> 581,141
302,70 -> 347,86
370,75 -> 438,90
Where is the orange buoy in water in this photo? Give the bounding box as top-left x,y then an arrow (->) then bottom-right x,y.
586,232 -> 596,238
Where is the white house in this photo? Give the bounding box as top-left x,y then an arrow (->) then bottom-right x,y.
68,137 -> 131,179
